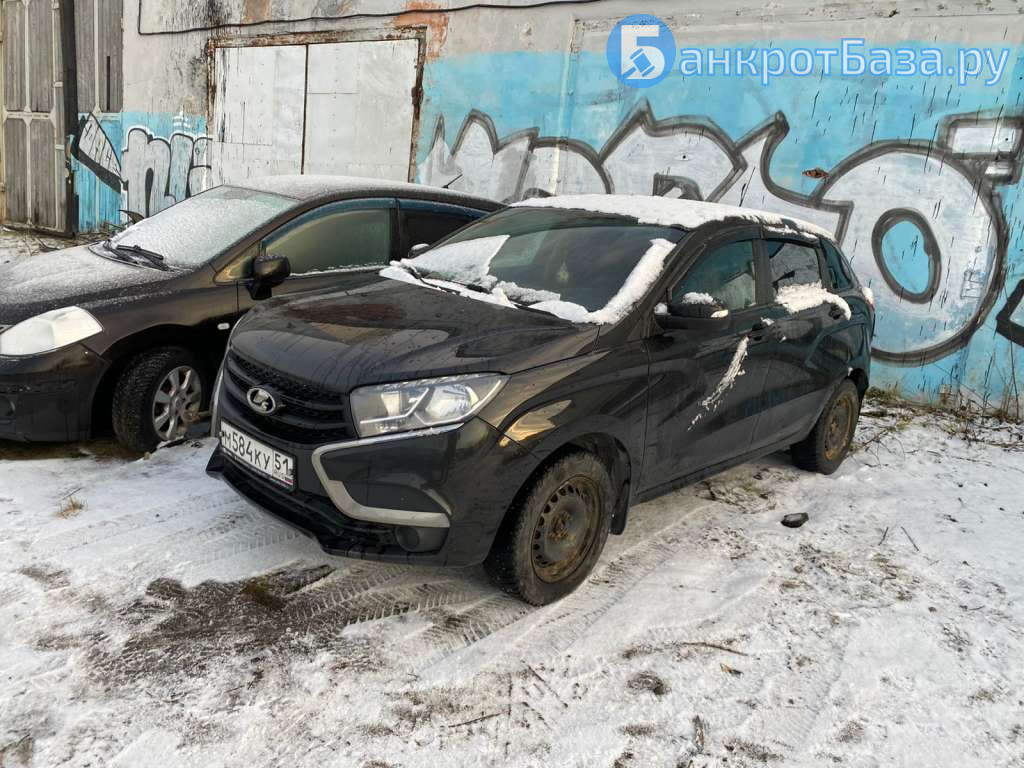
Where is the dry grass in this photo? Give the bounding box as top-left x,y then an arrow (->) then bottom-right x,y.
57,496 -> 85,519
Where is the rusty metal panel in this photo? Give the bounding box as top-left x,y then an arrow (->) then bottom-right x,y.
97,0 -> 122,111
75,0 -> 96,111
4,119 -> 28,223
209,44 -> 306,185
29,119 -> 57,230
28,0 -> 54,113
4,1 -> 26,111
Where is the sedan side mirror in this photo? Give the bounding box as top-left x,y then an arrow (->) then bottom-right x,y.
408,243 -> 431,259
249,253 -> 291,300
655,299 -> 731,332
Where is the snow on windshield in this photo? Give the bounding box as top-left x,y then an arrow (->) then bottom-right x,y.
399,235 -> 509,288
382,236 -> 677,325
528,238 -> 677,324
110,187 -> 295,268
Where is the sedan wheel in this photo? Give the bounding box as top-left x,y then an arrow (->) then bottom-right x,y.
112,346 -> 207,453
152,366 -> 203,442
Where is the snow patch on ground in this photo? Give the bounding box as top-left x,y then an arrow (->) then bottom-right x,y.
777,282 -> 852,320
1,404 -> 1022,767
513,194 -> 834,239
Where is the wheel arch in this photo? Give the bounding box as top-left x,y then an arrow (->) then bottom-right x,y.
493,430 -> 635,560
90,324 -> 228,437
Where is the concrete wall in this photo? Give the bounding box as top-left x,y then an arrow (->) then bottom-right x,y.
69,0 -> 1024,414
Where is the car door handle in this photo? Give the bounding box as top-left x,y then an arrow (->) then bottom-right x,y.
748,322 -> 771,342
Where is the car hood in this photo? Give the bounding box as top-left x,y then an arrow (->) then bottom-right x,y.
0,244 -> 180,325
229,280 -> 601,390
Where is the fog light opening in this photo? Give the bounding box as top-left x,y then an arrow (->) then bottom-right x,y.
395,525 -> 447,553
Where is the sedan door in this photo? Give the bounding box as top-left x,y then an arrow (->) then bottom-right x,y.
640,231 -> 776,495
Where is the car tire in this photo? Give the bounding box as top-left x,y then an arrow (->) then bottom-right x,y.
791,379 -> 861,475
112,347 -> 205,452
485,452 -> 613,606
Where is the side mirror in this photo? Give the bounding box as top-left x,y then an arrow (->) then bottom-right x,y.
249,253 -> 291,300
655,299 -> 731,332
408,242 -> 431,259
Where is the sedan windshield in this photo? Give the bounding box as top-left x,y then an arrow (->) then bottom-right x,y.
385,207 -> 687,324
109,186 -> 296,269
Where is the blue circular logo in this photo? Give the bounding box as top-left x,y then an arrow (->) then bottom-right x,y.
606,14 -> 677,89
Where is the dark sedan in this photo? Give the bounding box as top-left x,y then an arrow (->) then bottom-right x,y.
0,176 -> 499,450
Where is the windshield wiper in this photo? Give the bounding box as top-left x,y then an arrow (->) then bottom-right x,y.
392,262 -> 436,289
107,240 -> 169,270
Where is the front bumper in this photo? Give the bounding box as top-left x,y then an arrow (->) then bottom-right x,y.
0,345 -> 107,442
207,393 -> 539,566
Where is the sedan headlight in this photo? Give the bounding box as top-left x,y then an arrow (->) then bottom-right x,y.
350,373 -> 507,438
0,306 -> 103,357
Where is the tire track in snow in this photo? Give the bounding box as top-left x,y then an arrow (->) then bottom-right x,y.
414,501 -> 720,682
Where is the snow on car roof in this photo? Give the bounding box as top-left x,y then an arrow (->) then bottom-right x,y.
512,194 -> 834,239
234,174 -> 499,207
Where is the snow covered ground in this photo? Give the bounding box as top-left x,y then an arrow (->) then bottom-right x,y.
1,400 -> 1022,767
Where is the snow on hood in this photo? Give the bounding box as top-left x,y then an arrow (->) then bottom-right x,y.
513,194 -> 834,240
777,282 -> 852,320
0,243 -> 171,314
381,237 -> 676,325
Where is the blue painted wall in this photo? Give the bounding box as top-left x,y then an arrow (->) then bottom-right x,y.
416,43 -> 1024,411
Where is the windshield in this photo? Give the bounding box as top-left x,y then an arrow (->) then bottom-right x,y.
385,207 -> 687,324
109,186 -> 296,269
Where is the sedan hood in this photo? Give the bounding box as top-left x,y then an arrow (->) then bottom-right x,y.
0,244 -> 178,324
229,280 -> 601,391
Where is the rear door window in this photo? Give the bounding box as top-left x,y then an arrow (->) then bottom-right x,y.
399,200 -> 488,252
764,240 -> 823,291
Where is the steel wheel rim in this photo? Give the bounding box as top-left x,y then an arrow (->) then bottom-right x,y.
531,475 -> 601,584
152,366 -> 202,442
824,391 -> 856,461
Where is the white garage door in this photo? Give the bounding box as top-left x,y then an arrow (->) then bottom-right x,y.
210,39 -> 421,186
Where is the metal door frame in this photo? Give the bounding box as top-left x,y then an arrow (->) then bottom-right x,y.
1,0 -> 77,235
205,27 -> 427,184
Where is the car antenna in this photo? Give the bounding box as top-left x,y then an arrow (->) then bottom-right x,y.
442,173 -> 463,190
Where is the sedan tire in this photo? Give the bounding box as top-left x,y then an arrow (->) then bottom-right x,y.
112,346 -> 205,452
791,379 -> 861,475
485,452 -> 613,606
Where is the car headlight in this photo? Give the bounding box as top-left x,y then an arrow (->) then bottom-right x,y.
0,306 -> 103,357
350,373 -> 507,438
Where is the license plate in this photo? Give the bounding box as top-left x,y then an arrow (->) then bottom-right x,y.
220,421 -> 295,489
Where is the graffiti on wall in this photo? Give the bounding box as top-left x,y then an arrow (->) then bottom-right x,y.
419,104 -> 1024,366
72,113 -> 212,220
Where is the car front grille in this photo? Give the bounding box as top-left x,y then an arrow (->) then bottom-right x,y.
223,351 -> 357,444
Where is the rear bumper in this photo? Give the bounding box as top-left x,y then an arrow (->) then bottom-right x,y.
0,346 -> 106,442
207,394 -> 540,567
